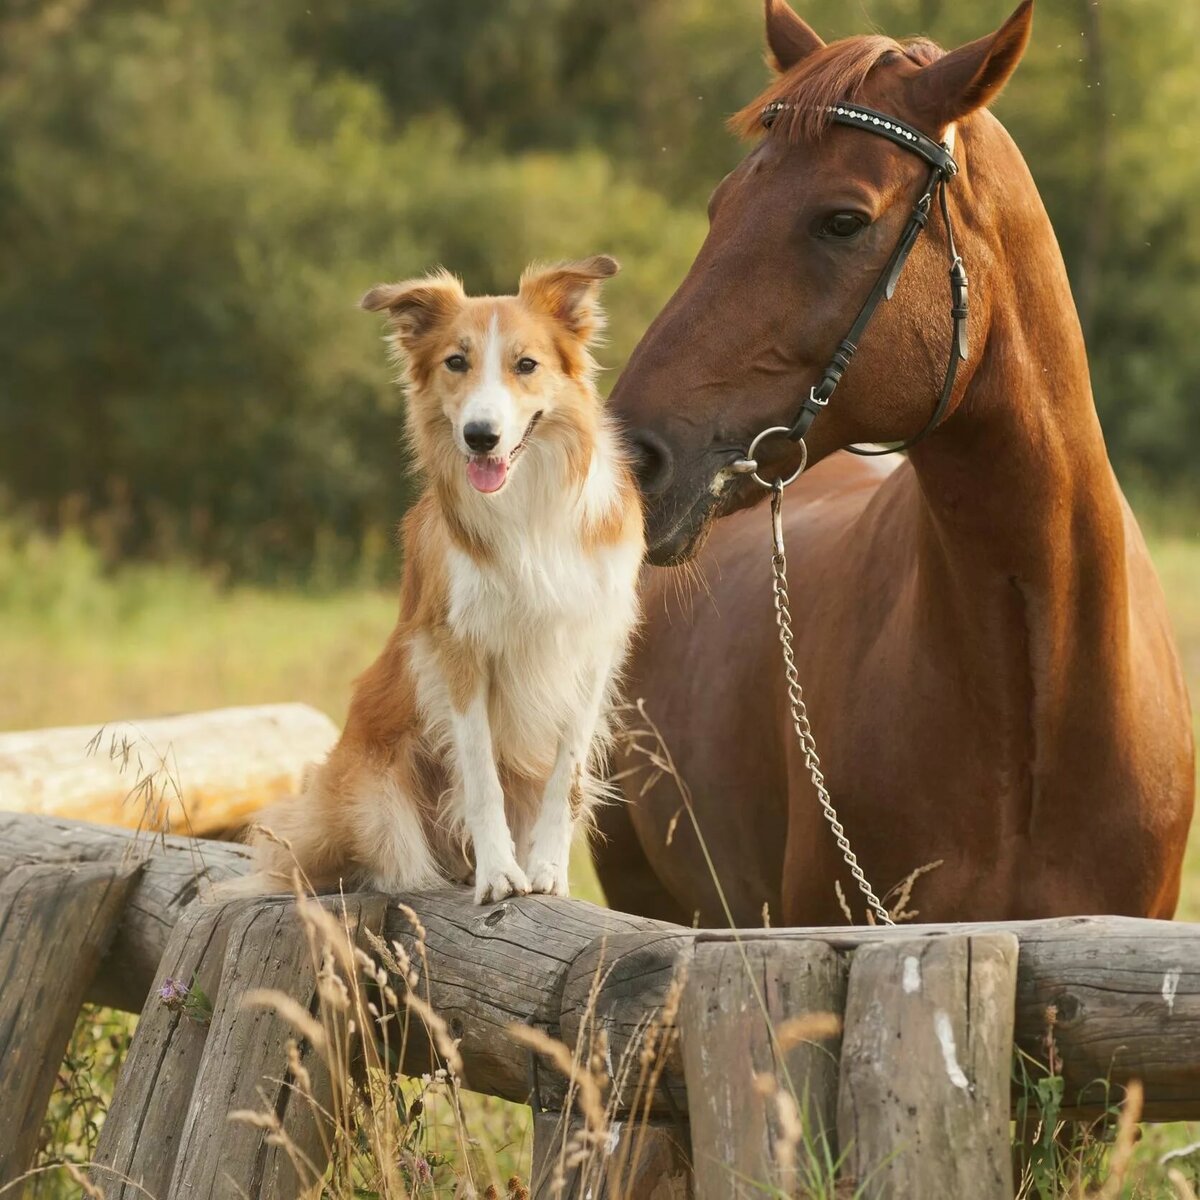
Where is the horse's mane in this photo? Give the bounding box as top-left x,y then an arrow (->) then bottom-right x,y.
729,36 -> 943,143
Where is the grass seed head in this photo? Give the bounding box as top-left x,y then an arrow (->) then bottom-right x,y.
777,1012 -> 843,1050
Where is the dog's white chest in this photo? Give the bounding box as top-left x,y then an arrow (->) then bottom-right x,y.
448,534 -> 636,635
446,534 -> 641,774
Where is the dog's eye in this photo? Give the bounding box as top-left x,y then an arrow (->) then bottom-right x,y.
819,212 -> 869,240
515,357 -> 539,375
444,354 -> 469,373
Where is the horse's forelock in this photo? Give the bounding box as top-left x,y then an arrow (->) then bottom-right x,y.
729,36 -> 944,144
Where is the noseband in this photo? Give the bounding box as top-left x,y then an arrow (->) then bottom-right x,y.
742,101 -> 968,468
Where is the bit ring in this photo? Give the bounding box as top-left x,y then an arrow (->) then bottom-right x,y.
744,427 -> 808,490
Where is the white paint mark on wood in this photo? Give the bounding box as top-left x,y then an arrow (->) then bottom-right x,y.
1163,968 -> 1182,1014
606,1119 -> 622,1155
903,955 -> 922,994
933,1010 -> 970,1089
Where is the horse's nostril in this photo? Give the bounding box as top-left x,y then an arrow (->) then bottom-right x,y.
628,429 -> 675,496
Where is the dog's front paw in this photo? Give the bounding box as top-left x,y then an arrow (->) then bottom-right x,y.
526,858 -> 570,897
474,858 -> 530,905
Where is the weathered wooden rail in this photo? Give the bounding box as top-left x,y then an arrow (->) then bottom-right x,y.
4,811 -> 1200,1198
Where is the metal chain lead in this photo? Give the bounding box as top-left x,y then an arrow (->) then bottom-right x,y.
769,483 -> 894,926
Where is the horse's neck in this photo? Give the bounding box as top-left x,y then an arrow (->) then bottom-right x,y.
907,164 -> 1132,712
911,328 -> 1125,587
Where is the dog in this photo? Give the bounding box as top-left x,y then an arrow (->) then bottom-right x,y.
245,255 -> 643,904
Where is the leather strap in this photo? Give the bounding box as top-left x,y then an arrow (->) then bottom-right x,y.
824,104 -> 958,175
760,102 -> 968,454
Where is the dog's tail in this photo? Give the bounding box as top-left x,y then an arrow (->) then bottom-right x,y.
213,762 -> 446,900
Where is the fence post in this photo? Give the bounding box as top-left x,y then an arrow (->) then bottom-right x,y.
530,1109 -> 692,1199
837,932 -> 1019,1199
164,894 -> 386,1199
0,860 -> 140,1187
680,940 -> 846,1199
93,900 -> 250,1198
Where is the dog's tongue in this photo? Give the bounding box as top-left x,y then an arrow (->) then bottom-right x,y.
467,456 -> 508,494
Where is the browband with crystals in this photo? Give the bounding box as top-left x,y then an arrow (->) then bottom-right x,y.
762,101 -> 958,176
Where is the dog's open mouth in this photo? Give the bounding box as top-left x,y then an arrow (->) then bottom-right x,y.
466,411 -> 542,494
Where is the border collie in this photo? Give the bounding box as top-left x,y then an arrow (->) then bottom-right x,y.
248,256 -> 643,903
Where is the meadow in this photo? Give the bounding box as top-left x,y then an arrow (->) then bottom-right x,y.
4,506 -> 1200,1197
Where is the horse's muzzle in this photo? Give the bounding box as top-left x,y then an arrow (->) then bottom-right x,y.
626,427 -> 676,497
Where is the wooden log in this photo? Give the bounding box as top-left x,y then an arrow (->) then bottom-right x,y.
568,917 -> 1200,1122
531,1109 -> 577,1198
385,889 -> 675,1106
680,941 -> 846,1199
0,811 -> 252,1012
531,1111 -> 692,1199
0,702 -> 337,835
168,894 -> 386,1200
7,816 -> 1200,1122
836,933 -> 1019,1200
0,861 -> 140,1187
611,1120 -> 693,1200
1012,918 -> 1200,1120
92,900 -> 249,1198
560,929 -> 694,1114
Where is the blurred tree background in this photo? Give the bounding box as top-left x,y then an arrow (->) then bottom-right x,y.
1,0 -> 1197,580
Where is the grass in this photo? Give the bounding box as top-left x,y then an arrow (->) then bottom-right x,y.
4,509 -> 1199,1197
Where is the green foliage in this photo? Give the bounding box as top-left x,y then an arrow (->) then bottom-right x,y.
0,1 -> 704,577
30,1006 -> 134,1198
0,0 -> 1196,576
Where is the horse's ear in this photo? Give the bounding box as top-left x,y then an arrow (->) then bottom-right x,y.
361,270 -> 466,345
764,0 -> 824,73
519,255 -> 619,343
907,0 -> 1033,128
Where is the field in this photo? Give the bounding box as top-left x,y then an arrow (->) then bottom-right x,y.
4,511 -> 1200,1196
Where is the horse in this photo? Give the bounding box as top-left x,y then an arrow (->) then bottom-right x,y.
593,0 -> 1195,928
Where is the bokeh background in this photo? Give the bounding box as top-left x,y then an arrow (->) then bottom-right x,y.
3,0 -> 1199,580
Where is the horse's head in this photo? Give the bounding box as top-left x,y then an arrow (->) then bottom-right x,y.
615,0 -> 1033,564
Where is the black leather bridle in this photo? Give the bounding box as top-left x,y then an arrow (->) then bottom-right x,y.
761,101 -> 969,455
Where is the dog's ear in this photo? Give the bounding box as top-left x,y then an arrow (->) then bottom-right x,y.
361,270 -> 465,345
519,255 -> 619,344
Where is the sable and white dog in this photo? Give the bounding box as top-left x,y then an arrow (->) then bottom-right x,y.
249,256 -> 643,903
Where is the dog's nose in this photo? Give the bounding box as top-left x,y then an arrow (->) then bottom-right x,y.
463,422 -> 501,454
627,429 -> 675,495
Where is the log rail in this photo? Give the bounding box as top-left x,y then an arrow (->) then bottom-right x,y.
3,810 -> 1200,1198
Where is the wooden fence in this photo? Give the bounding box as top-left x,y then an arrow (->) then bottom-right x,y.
3,809 -> 1200,1198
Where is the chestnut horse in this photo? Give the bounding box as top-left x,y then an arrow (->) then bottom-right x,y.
594,0 -> 1194,927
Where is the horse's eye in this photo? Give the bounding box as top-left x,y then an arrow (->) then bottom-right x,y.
515,357 -> 539,375
445,354 -> 469,372
820,212 -> 869,239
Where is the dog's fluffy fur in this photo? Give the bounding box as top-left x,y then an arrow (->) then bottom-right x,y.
244,256 -> 643,903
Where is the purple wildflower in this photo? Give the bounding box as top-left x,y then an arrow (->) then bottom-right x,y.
158,977 -> 189,1010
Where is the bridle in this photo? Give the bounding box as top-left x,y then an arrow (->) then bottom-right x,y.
735,102 -> 970,925
735,100 -> 969,482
